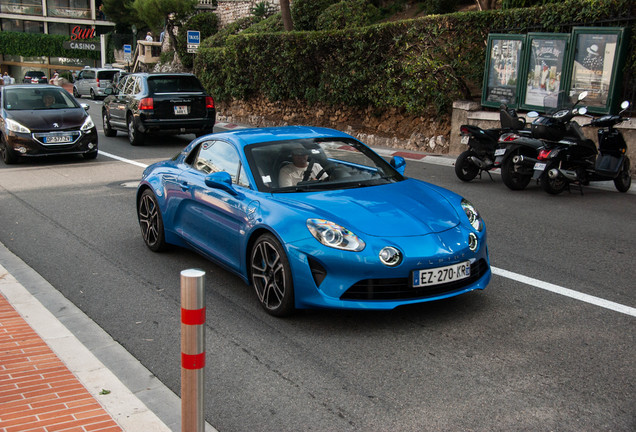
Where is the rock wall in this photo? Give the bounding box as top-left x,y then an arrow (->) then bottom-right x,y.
216,97 -> 451,153
215,0 -> 281,27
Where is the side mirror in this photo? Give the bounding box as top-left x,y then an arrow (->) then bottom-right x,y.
81,103 -> 90,111
578,91 -> 588,101
205,172 -> 241,196
390,156 -> 406,175
620,100 -> 630,110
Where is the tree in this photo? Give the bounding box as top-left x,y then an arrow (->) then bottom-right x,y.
280,0 -> 293,31
102,0 -> 142,31
475,0 -> 498,9
130,0 -> 197,34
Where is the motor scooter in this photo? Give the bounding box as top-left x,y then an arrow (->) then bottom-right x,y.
496,92 -> 588,190
535,100 -> 632,194
454,105 -> 526,182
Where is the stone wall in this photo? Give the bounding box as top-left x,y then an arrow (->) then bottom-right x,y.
216,97 -> 451,153
215,0 -> 280,27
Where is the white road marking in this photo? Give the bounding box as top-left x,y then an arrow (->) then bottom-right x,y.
492,266 -> 636,317
98,147 -> 635,317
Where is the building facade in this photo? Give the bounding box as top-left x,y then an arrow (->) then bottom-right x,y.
0,0 -> 115,81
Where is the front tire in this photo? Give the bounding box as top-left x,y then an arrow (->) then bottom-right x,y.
103,111 -> 116,137
90,88 -> 96,100
614,157 -> 631,193
73,86 -> 80,98
250,233 -> 295,317
1,141 -> 18,164
83,150 -> 98,160
128,115 -> 145,146
138,189 -> 168,252
540,162 -> 568,195
454,150 -> 480,182
501,154 -> 532,190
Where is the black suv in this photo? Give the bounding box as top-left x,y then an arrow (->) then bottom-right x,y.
102,73 -> 215,145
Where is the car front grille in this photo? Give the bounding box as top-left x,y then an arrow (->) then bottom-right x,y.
33,131 -> 82,146
340,259 -> 488,301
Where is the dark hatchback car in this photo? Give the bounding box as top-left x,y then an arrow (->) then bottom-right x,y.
102,73 -> 215,146
23,71 -> 48,84
0,85 -> 98,164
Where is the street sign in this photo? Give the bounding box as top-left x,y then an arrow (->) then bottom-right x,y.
187,30 -> 200,54
123,44 -> 132,61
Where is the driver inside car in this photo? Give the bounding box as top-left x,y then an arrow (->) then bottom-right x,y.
278,146 -> 325,187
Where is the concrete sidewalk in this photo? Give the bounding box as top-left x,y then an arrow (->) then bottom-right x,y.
0,242 -> 217,432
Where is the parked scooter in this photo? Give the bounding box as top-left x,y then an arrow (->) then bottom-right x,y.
454,105 -> 526,182
496,92 -> 588,190
535,100 -> 632,194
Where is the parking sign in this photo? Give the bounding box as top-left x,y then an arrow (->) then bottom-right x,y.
187,30 -> 200,53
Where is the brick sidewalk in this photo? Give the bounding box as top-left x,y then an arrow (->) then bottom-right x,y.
0,293 -> 123,432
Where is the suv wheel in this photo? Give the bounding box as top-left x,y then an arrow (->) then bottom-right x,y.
90,89 -> 96,100
103,111 -> 116,137
127,115 -> 145,146
73,86 -> 80,98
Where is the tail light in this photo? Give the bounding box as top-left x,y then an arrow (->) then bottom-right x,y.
499,133 -> 519,143
96,77 -> 100,86
139,98 -> 153,110
205,96 -> 215,109
538,149 -> 552,160
460,126 -> 470,135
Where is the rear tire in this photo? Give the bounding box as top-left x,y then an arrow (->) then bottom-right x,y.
454,150 -> 480,182
540,162 -> 568,195
138,189 -> 169,252
501,154 -> 532,190
90,88 -> 96,100
614,157 -> 631,192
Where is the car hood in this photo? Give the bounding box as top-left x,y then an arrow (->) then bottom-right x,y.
273,179 -> 461,237
7,109 -> 87,131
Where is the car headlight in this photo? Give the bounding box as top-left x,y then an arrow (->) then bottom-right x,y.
81,116 -> 95,131
6,118 -> 30,134
461,199 -> 483,232
307,219 -> 365,251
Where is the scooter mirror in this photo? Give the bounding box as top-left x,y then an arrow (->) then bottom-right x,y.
578,91 -> 589,101
621,100 -> 630,110
578,107 -> 587,115
527,111 -> 539,118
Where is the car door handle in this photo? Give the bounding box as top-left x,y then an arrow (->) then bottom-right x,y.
180,182 -> 190,191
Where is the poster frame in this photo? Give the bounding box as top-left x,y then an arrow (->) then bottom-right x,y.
481,33 -> 526,109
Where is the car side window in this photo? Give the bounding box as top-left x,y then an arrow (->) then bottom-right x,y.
117,76 -> 128,92
193,141 -> 249,188
133,78 -> 142,94
123,77 -> 136,95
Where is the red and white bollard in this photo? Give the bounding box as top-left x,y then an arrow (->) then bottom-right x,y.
181,269 -> 206,432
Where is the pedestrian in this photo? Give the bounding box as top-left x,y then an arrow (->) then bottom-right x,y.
2,72 -> 10,86
145,32 -> 153,42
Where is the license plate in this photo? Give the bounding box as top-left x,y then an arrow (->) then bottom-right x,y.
412,261 -> 471,288
174,105 -> 189,115
44,135 -> 72,144
534,162 -> 547,171
494,148 -> 506,156
461,135 -> 470,145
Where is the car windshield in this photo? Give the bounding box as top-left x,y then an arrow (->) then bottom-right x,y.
3,87 -> 80,110
147,76 -> 204,94
245,138 -> 405,193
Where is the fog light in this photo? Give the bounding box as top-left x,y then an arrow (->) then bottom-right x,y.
17,147 -> 27,154
379,246 -> 402,267
468,233 -> 478,252
88,143 -> 95,149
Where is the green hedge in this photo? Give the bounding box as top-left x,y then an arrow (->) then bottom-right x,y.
195,0 -> 635,116
0,32 -> 100,61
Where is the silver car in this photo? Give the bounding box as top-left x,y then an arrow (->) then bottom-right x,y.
73,67 -> 123,100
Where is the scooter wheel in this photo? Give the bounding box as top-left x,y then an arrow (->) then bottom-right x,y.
501,155 -> 532,190
540,162 -> 568,195
614,157 -> 631,193
455,150 -> 480,182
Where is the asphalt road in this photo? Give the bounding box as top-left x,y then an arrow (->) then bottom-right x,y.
0,99 -> 634,431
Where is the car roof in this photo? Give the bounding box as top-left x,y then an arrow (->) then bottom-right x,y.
208,126 -> 353,148
3,84 -> 63,91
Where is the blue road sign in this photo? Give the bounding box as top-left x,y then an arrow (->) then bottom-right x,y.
187,31 -> 200,45
124,44 -> 131,54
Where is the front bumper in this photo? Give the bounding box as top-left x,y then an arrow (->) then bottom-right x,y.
286,225 -> 491,310
5,128 -> 98,157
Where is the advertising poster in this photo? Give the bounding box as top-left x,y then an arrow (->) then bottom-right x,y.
570,32 -> 618,107
523,37 -> 567,109
483,38 -> 523,107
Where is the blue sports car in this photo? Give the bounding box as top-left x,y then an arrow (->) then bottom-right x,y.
137,126 -> 491,316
